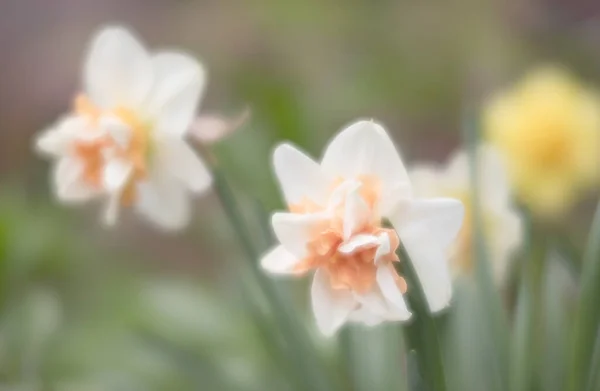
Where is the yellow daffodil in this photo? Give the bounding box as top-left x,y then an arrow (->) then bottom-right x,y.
484,66 -> 600,217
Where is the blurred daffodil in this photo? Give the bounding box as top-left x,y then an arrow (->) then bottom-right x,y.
261,120 -> 464,336
410,145 -> 523,284
485,66 -> 600,217
35,26 -> 211,230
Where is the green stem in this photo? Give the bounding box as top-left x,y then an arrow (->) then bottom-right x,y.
397,246 -> 447,391
464,113 -> 509,390
509,227 -> 546,391
568,200 -> 600,391
212,168 -> 333,391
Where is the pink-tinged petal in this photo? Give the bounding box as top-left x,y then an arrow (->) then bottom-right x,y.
321,120 -> 412,210
390,198 -> 463,312
135,168 -> 191,231
189,109 -> 250,144
338,234 -> 380,254
271,212 -> 330,258
376,265 -> 411,320
311,269 -> 356,336
84,26 -> 152,110
272,143 -> 330,206
343,187 -> 370,240
158,137 -> 212,193
260,245 -> 300,274
149,52 -> 205,137
53,157 -> 97,203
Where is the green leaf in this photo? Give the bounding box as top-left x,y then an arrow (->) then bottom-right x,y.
568,200 -> 600,391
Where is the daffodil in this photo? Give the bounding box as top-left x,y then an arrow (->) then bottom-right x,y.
261,120 -> 464,335
485,66 -> 600,217
410,145 -> 523,284
35,26 -> 211,229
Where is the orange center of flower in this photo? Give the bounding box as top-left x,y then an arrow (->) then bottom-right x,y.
72,95 -> 151,204
291,177 -> 407,295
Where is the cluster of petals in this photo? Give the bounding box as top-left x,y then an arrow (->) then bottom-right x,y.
35,26 -> 211,229
261,120 -> 464,335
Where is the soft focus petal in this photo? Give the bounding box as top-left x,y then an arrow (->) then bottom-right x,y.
99,116 -> 131,148
321,120 -> 411,210
272,143 -> 330,206
35,117 -> 84,157
135,169 -> 191,231
53,157 -> 97,202
376,265 -> 411,320
189,109 -> 250,144
348,307 -> 385,326
311,269 -> 356,336
394,198 -> 464,250
477,145 -> 511,208
271,212 -> 330,258
84,26 -> 152,109
390,199 -> 463,312
158,137 -> 212,193
260,245 -> 300,274
102,159 -> 133,192
343,187 -> 370,239
150,52 -> 205,136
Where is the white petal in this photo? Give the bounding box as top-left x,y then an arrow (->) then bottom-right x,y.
272,143 -> 330,206
260,245 -> 300,274
354,290 -> 389,316
149,52 -> 205,136
135,169 -> 191,231
338,234 -> 380,254
84,26 -> 153,109
99,116 -> 131,148
35,116 -> 86,157
477,144 -> 512,209
271,212 -> 330,258
343,187 -> 371,239
376,265 -> 411,320
158,137 -> 212,193
409,165 -> 442,198
103,159 -> 133,191
311,269 -> 356,336
390,198 -> 463,312
348,307 -> 385,326
53,157 -> 97,202
394,198 -> 464,250
321,120 -> 411,210
36,129 -> 69,157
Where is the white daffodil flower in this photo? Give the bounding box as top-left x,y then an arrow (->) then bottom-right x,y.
35,26 -> 211,230
261,120 -> 464,336
410,144 -> 523,284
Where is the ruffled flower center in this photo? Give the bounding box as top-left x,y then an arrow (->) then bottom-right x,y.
72,95 -> 151,204
292,178 -> 407,294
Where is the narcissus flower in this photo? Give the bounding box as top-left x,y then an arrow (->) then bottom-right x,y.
410,145 -> 523,284
261,120 -> 464,335
35,26 -> 211,229
485,66 -> 600,217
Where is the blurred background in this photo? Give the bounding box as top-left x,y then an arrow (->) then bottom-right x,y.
1,0 -> 600,390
